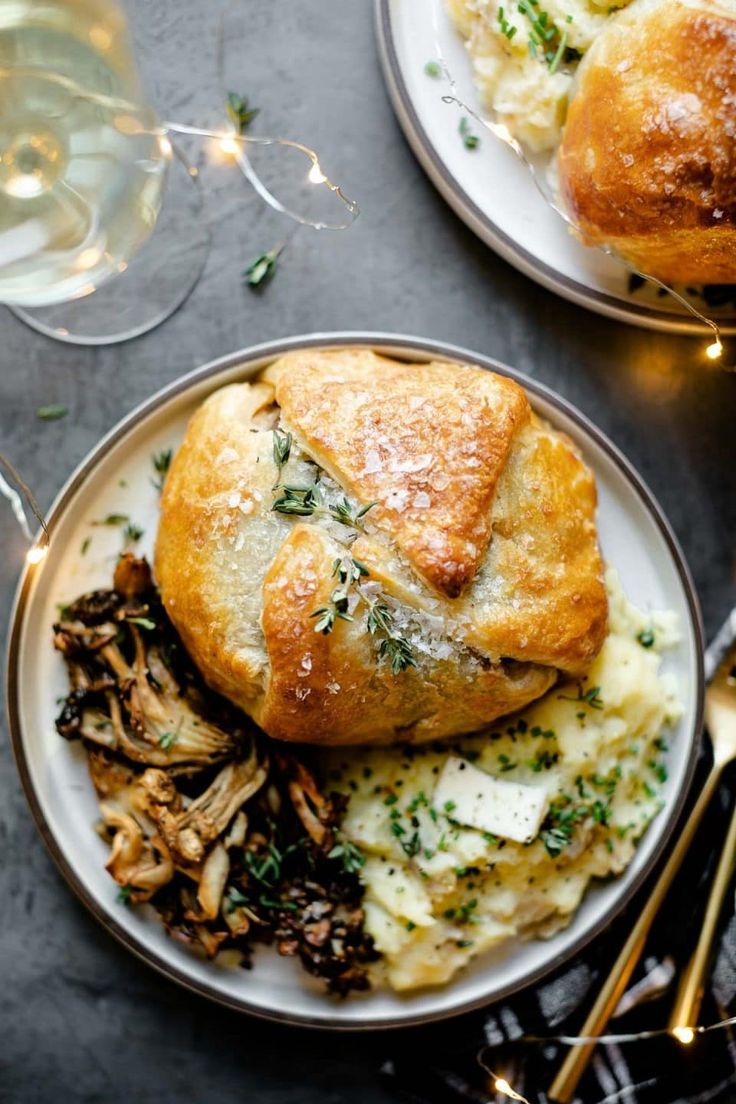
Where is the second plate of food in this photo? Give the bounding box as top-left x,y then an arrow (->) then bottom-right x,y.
7,333 -> 702,1027
375,0 -> 736,335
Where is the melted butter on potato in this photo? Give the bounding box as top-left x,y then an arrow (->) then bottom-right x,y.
326,570 -> 681,991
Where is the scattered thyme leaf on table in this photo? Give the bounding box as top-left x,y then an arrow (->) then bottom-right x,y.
244,246 -> 283,289
36,404 -> 68,421
226,91 -> 259,134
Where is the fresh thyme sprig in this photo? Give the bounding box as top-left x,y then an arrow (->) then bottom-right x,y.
558,684 -> 604,710
272,428 -> 292,488
308,556 -> 417,674
226,91 -> 259,134
328,837 -> 366,874
272,484 -> 321,517
379,635 -> 418,675
364,594 -> 418,674
152,449 -> 173,492
271,482 -> 376,532
330,497 -> 376,530
244,246 -> 283,289
310,556 -> 368,635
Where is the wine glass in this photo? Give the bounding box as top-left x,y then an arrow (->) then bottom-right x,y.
0,0 -> 209,345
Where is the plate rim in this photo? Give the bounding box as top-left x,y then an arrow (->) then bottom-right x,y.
5,330 -> 705,1029
374,0 -> 736,337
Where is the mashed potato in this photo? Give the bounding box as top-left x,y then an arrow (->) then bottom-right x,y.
447,0 -> 633,150
329,571 -> 680,990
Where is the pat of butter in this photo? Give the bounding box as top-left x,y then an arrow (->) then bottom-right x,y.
432,756 -> 549,844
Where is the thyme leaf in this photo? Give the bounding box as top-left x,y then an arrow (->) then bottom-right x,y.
558,683 -> 604,710
244,246 -> 282,289
459,116 -> 480,150
328,838 -> 366,874
226,91 -> 259,133
36,404 -> 68,421
152,449 -> 173,492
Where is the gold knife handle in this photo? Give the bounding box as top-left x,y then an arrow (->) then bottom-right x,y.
668,796 -> 736,1035
548,767 -> 721,1104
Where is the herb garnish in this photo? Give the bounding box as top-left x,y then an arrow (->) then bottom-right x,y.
459,117 -> 480,150
526,749 -> 559,772
272,428 -> 292,486
637,627 -> 655,648
497,6 -> 518,39
558,684 -> 604,710
271,482 -> 375,531
226,91 -> 259,133
93,513 -> 129,527
116,884 -> 134,906
152,449 -> 173,492
328,838 -> 366,874
123,522 -> 144,543
158,730 -> 178,751
311,556 -> 368,634
244,246 -> 282,289
424,59 -> 442,77
36,404 -> 68,421
272,483 -> 321,517
378,636 -> 418,675
127,616 -> 156,631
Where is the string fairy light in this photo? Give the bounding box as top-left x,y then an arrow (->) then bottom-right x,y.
473,1010 -> 736,1104
428,0 -> 729,365
0,451 -> 48,549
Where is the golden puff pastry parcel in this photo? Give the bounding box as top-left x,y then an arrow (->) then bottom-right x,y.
557,0 -> 736,284
155,349 -> 608,746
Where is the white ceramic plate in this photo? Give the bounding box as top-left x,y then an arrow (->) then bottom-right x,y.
6,333 -> 703,1028
375,0 -> 736,336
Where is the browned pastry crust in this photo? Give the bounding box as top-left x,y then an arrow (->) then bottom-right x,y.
155,349 -> 608,746
557,0 -> 736,284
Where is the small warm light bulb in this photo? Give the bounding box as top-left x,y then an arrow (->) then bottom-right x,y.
492,1077 -> 529,1102
308,162 -> 326,184
219,135 -> 240,156
706,340 -> 723,360
76,246 -> 102,271
26,544 -> 47,566
672,1026 -> 696,1046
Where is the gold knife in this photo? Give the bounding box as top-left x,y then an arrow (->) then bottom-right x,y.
548,615 -> 736,1103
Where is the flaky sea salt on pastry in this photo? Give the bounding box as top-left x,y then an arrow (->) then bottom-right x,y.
155,349 -> 608,746
557,0 -> 736,284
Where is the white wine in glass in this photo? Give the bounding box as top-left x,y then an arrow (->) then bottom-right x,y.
0,0 -> 208,344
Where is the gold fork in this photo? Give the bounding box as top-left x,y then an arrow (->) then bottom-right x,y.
668,634 -> 736,1038
549,624 -> 736,1104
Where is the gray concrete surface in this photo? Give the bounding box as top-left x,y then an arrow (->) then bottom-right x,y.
1,1 -> 735,1101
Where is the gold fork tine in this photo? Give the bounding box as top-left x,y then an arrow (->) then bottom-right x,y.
548,634 -> 736,1104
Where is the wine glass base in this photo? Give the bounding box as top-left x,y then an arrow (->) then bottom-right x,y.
8,144 -> 210,346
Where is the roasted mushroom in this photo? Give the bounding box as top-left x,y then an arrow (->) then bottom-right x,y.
54,558 -> 377,993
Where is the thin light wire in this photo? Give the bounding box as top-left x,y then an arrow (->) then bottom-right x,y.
162,122 -> 359,231
0,452 -> 49,543
476,1013 -> 736,1104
